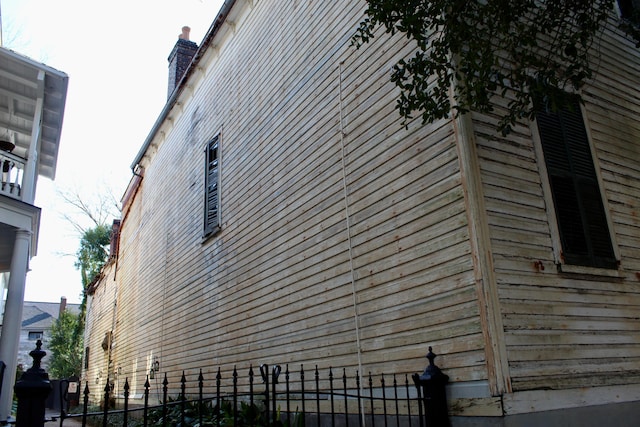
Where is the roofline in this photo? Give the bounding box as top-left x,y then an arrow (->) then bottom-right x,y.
131,0 -> 237,170
0,47 -> 69,80
47,77 -> 69,180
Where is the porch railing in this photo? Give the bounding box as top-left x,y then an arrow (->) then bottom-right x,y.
0,150 -> 24,199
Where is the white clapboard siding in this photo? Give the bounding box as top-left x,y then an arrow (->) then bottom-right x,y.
83,261 -> 119,403
97,0 -> 488,400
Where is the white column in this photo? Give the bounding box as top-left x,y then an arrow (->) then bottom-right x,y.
20,70 -> 44,204
0,229 -> 31,423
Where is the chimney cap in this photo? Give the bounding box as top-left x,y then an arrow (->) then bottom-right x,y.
179,26 -> 191,41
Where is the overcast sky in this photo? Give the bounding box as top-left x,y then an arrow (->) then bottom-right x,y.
3,0 -> 225,303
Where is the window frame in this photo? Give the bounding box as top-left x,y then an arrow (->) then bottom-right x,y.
532,98 -> 619,272
28,331 -> 43,341
203,133 -> 222,239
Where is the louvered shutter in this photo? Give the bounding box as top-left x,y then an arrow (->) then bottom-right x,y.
537,99 -> 616,269
618,0 -> 640,19
204,136 -> 220,236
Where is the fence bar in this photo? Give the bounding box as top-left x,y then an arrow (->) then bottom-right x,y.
300,365 -> 306,427
143,377 -> 150,427
285,365 -> 291,426
261,364 -> 270,426
368,373 -> 375,427
180,372 -> 187,427
233,366 -> 239,427
199,369 -> 204,427
216,367 -> 222,427
162,374 -> 168,427
356,371 -> 363,427
123,378 -> 130,427
102,377 -> 110,427
381,374 -> 387,427
404,375 -> 413,427
82,382 -> 89,427
342,369 -> 349,427
329,368 -> 335,427
315,366 -> 320,427
249,365 -> 255,408
393,375 -> 400,427
413,375 -> 424,427
271,365 -> 280,424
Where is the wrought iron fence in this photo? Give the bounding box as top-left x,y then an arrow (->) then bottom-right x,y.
58,364 -> 430,427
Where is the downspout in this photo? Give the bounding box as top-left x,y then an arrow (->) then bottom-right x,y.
109,266 -> 119,384
338,61 -> 366,422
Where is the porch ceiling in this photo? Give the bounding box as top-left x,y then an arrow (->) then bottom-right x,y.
0,47 -> 68,180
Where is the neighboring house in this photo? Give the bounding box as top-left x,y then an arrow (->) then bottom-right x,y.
17,298 -> 81,372
83,1 -> 640,425
0,47 -> 68,422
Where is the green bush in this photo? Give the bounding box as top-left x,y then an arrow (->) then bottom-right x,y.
126,397 -> 303,427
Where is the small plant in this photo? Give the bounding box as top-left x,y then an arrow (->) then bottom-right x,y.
122,397 -> 304,427
125,396 -> 216,426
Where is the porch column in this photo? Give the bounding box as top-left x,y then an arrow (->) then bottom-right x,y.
0,229 -> 31,423
20,70 -> 44,204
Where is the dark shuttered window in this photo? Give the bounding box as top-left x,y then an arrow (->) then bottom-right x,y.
536,99 -> 617,269
618,0 -> 640,20
204,135 -> 220,237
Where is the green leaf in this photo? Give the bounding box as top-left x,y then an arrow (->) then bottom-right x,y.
353,0 -> 623,134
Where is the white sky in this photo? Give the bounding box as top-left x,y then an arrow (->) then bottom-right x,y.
3,0 -> 225,303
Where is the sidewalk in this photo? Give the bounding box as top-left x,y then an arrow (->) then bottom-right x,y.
44,409 -> 83,426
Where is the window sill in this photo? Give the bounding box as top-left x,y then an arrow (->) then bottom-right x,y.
202,226 -> 221,243
557,263 -> 622,278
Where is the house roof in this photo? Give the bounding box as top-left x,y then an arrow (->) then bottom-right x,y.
21,301 -> 81,330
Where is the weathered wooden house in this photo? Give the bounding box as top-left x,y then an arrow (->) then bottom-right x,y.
83,1 -> 640,424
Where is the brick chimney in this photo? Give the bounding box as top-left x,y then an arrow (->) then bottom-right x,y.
59,297 -> 67,317
167,26 -> 198,99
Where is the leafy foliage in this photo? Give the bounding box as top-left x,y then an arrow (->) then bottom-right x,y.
119,398 -> 304,427
75,224 -> 111,288
352,0 -> 638,134
69,223 -> 112,368
48,310 -> 84,378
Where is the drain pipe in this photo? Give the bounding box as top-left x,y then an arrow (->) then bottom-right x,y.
338,60 -> 366,425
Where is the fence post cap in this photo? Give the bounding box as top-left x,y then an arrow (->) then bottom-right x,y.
14,340 -> 52,395
417,347 -> 449,383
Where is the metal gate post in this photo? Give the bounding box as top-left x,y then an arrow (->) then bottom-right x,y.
14,340 -> 52,427
412,347 -> 450,427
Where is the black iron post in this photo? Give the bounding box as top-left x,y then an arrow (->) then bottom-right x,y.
412,346 -> 450,427
14,340 -> 52,427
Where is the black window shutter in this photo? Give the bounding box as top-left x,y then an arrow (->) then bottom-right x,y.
618,0 -> 640,19
537,100 -> 617,269
204,136 -> 219,235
